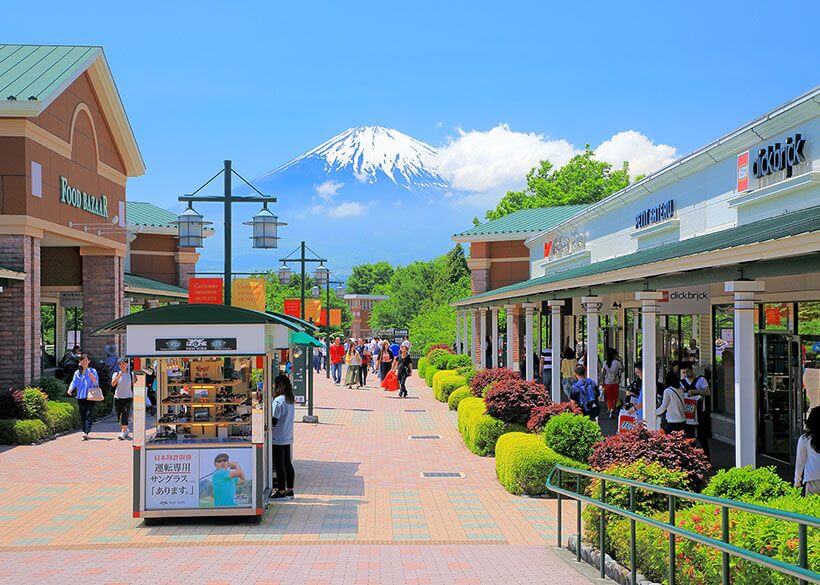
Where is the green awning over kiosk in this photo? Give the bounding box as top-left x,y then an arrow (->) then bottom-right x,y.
289,330 -> 324,347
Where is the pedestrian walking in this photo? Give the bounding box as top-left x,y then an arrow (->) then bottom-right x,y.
66,353 -> 99,440
345,341 -> 362,388
111,357 -> 133,440
795,406 -> 820,495
378,340 -> 393,382
560,347 -> 577,401
540,345 -> 553,391
569,364 -> 600,420
680,361 -> 711,458
658,370 -> 687,434
602,348 -> 623,418
329,337 -> 345,385
394,344 -> 412,398
369,338 -> 380,374
270,374 -> 296,500
359,341 -> 371,387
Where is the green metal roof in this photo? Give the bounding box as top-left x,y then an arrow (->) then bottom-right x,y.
457,205 -> 820,305
0,45 -> 99,101
124,273 -> 188,297
454,205 -> 589,239
92,303 -> 302,336
126,201 -> 179,228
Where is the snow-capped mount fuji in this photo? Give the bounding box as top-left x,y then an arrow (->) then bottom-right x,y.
255,125 -> 448,191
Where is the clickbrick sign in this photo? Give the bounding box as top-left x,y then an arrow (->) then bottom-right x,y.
751,133 -> 806,179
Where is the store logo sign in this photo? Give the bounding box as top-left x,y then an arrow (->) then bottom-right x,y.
658,285 -> 711,315
60,176 -> 108,218
751,133 -> 806,179
155,337 -> 237,352
635,199 -> 675,230
737,151 -> 749,192
545,231 -> 586,261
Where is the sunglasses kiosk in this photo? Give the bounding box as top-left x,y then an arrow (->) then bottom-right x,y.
94,304 -> 310,522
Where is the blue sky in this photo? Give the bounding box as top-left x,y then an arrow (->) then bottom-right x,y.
6,1 -> 819,273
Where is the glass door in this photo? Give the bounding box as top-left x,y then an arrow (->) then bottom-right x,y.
758,333 -> 801,462
41,303 -> 57,369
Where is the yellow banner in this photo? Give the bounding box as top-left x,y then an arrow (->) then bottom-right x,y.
305,299 -> 322,323
231,278 -> 266,312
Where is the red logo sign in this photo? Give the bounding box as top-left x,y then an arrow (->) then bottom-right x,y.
188,278 -> 223,304
283,299 -> 301,318
737,150 -> 749,192
543,240 -> 552,258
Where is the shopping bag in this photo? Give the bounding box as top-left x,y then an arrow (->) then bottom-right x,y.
684,396 -> 699,424
617,410 -> 637,433
381,370 -> 400,391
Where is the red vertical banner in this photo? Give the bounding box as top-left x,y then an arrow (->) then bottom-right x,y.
283,299 -> 301,318
737,150 -> 749,192
318,309 -> 328,327
189,278 -> 224,304
255,355 -> 264,369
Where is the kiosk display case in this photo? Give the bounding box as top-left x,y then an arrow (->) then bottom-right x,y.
93,304 -> 314,520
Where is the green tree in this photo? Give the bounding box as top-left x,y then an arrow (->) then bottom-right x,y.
485,147 -> 631,220
445,243 -> 470,284
257,271 -> 352,335
345,261 -> 395,294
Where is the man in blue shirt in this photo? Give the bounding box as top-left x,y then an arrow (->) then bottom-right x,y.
389,341 -> 400,358
67,353 -> 99,440
211,453 -> 245,507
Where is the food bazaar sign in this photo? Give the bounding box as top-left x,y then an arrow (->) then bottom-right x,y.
60,176 -> 108,219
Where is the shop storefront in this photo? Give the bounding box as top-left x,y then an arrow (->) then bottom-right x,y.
453,87 -> 820,471
0,45 -> 205,389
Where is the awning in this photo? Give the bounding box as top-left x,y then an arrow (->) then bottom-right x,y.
289,331 -> 324,347
91,303 -> 303,336
0,266 -> 25,281
124,273 -> 188,299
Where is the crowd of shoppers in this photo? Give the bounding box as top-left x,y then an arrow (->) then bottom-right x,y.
316,335 -> 413,397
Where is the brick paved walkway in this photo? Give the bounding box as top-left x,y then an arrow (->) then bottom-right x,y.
0,370 -> 596,584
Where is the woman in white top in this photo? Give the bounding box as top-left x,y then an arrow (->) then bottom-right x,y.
795,407 -> 820,495
601,348 -> 623,419
657,370 -> 687,434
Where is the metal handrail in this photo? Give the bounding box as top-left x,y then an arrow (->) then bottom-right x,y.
547,464 -> 819,585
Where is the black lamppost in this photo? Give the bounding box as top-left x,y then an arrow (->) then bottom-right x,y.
314,265 -> 343,379
176,160 -> 285,304
278,241 -> 326,321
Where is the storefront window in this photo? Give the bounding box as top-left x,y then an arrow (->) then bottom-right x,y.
41,304 -> 57,369
65,307 -> 83,351
799,301 -> 820,417
712,304 -> 734,414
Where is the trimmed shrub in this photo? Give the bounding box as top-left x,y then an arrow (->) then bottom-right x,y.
424,365 -> 440,387
457,397 -> 525,456
527,402 -> 582,433
35,377 -> 68,400
495,432 -> 589,496
0,418 -> 49,444
44,400 -> 80,433
20,387 -> 48,421
446,354 -> 473,369
702,465 -> 797,503
456,365 -> 477,385
436,375 -> 466,402
469,368 -> 519,397
484,378 -> 550,425
428,349 -> 454,369
448,386 -> 472,411
609,494 -> 820,585
583,459 -> 690,549
544,412 -> 602,462
589,426 -> 711,489
417,357 -> 430,378
431,369 -> 457,398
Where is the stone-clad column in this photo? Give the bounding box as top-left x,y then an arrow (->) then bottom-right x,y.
491,306 -> 499,369
505,304 -> 517,373
637,291 -> 664,430
523,303 -> 536,380
726,280 -> 765,468
455,311 -> 462,354
582,297 -> 602,383
82,250 -> 124,361
478,308 -> 488,368
548,300 -> 564,402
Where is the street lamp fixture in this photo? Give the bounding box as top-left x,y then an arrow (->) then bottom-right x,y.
278,264 -> 292,285
311,285 -> 320,298
174,203 -> 211,248
245,202 -> 286,249
314,264 -> 329,286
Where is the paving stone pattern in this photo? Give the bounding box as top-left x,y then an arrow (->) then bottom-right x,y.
0,370 -> 593,584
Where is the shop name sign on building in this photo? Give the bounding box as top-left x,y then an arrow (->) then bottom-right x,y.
155,338 -> 238,352
544,231 -> 586,260
634,199 -> 675,230
751,133 -> 806,180
657,285 -> 711,315
59,176 -> 108,219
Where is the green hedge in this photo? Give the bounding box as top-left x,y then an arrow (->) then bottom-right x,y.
44,400 -> 81,433
457,397 -> 525,456
609,494 -> 820,584
446,354 -> 473,369
702,465 -> 798,503
417,357 -> 430,379
431,369 -> 457,395
434,374 -> 466,402
20,387 -> 48,420
495,432 -> 589,496
448,386 -> 472,411
0,418 -> 49,444
544,412 -> 602,462
35,377 -> 69,400
424,365 -> 440,387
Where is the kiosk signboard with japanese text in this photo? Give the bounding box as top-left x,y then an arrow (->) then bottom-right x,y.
146,447 -> 253,510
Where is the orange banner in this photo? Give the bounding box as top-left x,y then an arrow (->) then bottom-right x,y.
231,278 -> 266,312
305,299 -> 321,323
318,308 -> 342,326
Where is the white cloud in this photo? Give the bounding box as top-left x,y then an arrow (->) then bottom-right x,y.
435,124 -> 678,207
314,179 -> 344,201
594,131 -> 677,178
328,201 -> 366,218
436,124 -> 577,194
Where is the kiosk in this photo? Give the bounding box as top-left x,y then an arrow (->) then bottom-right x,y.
93,304 -> 313,520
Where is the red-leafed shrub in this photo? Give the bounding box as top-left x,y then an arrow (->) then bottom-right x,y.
425,343 -> 454,357
527,402 -> 582,433
484,378 -> 550,425
589,426 -> 711,489
0,388 -> 24,419
469,368 -> 519,397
